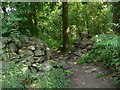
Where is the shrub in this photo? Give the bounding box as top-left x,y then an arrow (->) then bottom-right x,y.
77,33 -> 120,87
92,34 -> 120,71
2,61 -> 69,88
36,68 -> 69,88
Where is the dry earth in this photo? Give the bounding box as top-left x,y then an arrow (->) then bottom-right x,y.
67,60 -> 115,88
52,51 -> 116,88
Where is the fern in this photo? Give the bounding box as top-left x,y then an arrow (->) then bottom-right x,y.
92,34 -> 120,47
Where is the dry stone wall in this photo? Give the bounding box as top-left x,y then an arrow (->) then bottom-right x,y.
0,35 -> 52,72
73,31 -> 94,57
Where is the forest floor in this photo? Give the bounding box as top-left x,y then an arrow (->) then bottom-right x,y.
67,60 -> 115,88
52,49 -> 116,88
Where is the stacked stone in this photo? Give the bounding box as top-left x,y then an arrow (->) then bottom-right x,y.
74,31 -> 94,56
0,36 -> 3,86
0,35 -> 52,72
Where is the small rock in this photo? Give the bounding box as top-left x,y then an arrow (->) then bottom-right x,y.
34,49 -> 44,57
11,52 -> 20,59
74,50 -> 82,56
9,43 -> 17,52
41,61 -> 52,72
73,39 -> 80,48
35,56 -> 44,63
18,49 -> 34,57
81,31 -> 88,38
87,45 -> 93,50
87,40 -> 93,45
82,82 -> 85,85
62,63 -> 70,70
32,63 -> 39,67
34,56 -> 40,60
38,57 -> 45,63
21,59 -> 27,64
13,58 -> 21,63
82,66 -> 89,69
22,56 -> 34,63
28,46 -> 35,51
84,70 -> 92,73
0,53 -> 19,61
26,61 -> 31,66
19,35 -> 29,44
59,61 -> 70,70
84,67 -> 99,73
81,49 -> 87,54
29,37 -> 43,46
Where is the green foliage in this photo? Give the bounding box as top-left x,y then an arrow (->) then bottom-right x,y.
2,62 -> 25,88
92,34 -> 120,47
1,2 -> 114,49
38,31 -> 61,48
69,3 -> 112,37
1,2 -> 119,88
37,68 -> 69,88
79,34 -> 120,71
96,73 -> 108,78
77,53 -> 94,64
113,77 -> 120,87
78,33 -> 120,87
2,61 -> 69,88
92,34 -> 120,70
1,6 -> 21,45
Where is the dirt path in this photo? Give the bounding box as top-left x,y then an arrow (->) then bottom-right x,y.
51,50 -> 116,88
66,60 -> 115,88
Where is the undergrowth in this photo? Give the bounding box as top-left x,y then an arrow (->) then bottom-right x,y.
77,33 -> 120,87
2,61 -> 69,88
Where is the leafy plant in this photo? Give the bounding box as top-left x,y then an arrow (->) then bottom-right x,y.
78,33 -> 120,87
77,53 -> 94,64
92,34 -> 120,47
1,7 -> 21,45
2,61 -> 69,88
36,68 -> 70,88
96,73 -> 108,78
38,31 -> 61,48
2,62 -> 25,88
112,77 -> 120,87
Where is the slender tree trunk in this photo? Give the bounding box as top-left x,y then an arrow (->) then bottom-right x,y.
26,3 -> 38,37
113,2 -> 120,35
62,2 -> 69,52
76,3 -> 80,38
27,12 -> 34,35
32,3 -> 38,37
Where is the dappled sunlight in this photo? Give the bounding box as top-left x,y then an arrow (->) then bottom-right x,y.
1,1 -> 120,88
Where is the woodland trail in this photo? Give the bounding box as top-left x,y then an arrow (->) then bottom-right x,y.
52,50 -> 116,88
67,60 -> 115,88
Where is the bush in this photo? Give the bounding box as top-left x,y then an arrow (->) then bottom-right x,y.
36,68 -> 69,88
38,31 -> 61,49
2,61 -> 69,88
77,33 -> 120,87
92,34 -> 120,71
77,53 -> 94,64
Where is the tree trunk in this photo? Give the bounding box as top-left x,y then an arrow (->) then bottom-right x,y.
113,2 -> 120,35
32,3 -> 38,37
62,2 -> 69,52
26,3 -> 38,37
